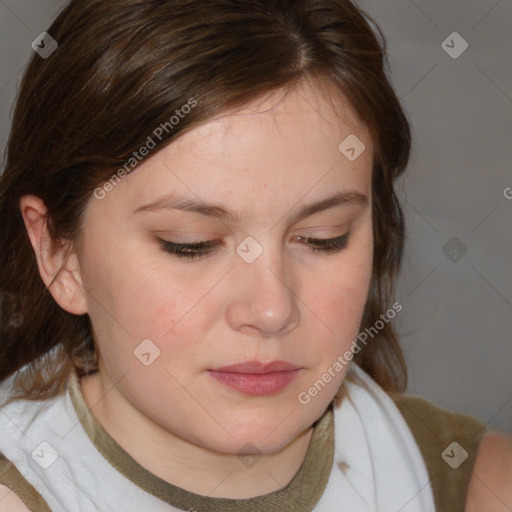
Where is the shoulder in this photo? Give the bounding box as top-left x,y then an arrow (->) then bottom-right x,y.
390,393 -> 487,453
0,484 -> 31,511
465,429 -> 512,511
0,453 -> 52,512
391,393 -> 484,431
389,393 -> 488,511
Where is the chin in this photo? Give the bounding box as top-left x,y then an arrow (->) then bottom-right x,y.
199,433 -> 297,457
197,411 -> 312,455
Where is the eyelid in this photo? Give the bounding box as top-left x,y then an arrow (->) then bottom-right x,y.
156,231 -> 349,247
152,221 -> 349,246
293,224 -> 348,236
156,232 -> 351,260
152,229 -> 222,241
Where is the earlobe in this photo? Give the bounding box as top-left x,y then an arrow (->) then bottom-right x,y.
19,194 -> 88,315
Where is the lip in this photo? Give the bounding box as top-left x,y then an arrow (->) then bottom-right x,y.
208,360 -> 301,396
212,360 -> 301,374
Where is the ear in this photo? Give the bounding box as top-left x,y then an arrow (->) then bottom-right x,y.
19,194 -> 88,315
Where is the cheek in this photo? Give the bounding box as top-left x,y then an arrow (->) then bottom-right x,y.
312,244 -> 372,310
304,253 -> 373,354
80,225 -> 223,369
313,280 -> 369,340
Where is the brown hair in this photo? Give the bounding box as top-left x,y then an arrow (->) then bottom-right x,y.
0,0 -> 410,402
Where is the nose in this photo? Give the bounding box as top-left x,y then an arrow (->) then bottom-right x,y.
225,247 -> 301,337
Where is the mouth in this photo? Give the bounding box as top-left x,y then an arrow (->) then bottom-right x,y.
211,360 -> 301,374
208,360 -> 302,396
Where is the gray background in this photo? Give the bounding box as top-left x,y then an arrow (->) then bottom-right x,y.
0,0 -> 510,432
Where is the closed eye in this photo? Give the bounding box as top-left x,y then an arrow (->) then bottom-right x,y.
294,233 -> 350,253
158,233 -> 351,260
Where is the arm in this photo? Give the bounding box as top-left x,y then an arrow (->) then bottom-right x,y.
466,429 -> 512,511
0,484 -> 31,511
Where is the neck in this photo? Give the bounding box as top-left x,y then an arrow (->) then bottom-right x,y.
80,370 -> 315,499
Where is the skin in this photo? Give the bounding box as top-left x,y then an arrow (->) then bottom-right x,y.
16,77 -> 512,507
0,487 -> 30,512
465,431 -> 512,511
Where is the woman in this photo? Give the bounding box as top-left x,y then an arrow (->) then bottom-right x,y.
0,0 -> 510,511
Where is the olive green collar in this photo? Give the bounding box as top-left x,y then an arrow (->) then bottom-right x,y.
68,371 -> 335,512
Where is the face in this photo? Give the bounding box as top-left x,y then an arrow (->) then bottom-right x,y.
77,78 -> 374,455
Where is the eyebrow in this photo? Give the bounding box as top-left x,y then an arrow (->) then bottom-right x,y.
132,190 -> 368,224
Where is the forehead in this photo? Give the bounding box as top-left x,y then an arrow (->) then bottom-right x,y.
87,78 -> 373,222
183,78 -> 370,155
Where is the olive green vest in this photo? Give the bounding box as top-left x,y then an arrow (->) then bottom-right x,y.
391,393 -> 487,512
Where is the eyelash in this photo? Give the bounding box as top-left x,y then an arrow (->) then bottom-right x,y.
158,233 -> 351,260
